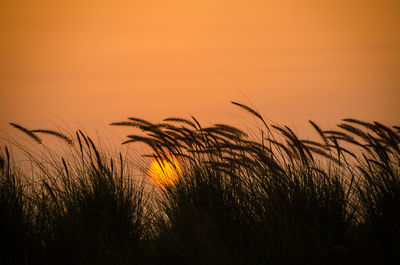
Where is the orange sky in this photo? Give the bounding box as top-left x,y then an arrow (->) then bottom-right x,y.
1,0 -> 399,142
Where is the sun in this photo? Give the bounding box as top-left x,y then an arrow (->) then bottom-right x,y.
148,157 -> 182,187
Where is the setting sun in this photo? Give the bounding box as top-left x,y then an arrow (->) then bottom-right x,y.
148,157 -> 182,187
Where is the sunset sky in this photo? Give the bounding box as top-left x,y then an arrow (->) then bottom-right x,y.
1,0 -> 399,142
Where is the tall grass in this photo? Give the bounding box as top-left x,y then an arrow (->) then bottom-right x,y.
1,129 -> 150,265
1,102 -> 399,265
0,146 -> 33,265
111,102 -> 399,265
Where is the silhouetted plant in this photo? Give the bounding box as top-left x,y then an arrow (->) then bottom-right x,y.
0,146 -> 34,265
2,102 -> 399,265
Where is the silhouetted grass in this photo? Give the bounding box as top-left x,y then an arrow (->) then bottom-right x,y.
1,102 -> 399,265
1,129 -> 150,265
0,146 -> 34,265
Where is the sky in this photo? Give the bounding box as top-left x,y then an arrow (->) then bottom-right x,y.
1,0 -> 399,144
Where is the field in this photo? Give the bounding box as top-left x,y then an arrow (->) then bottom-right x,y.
1,103 -> 399,265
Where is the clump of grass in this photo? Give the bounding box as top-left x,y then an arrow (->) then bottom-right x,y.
2,103 -> 399,265
338,119 -> 400,264
112,102 -> 399,265
0,146 -> 33,265
38,135 -> 148,264
4,127 -> 150,265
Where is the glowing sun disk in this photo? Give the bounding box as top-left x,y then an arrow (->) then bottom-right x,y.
148,158 -> 181,187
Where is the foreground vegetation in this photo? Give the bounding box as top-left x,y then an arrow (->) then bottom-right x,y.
1,102 -> 399,265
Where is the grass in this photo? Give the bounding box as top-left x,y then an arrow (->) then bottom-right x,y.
1,131 -> 150,265
0,146 -> 32,265
1,102 -> 399,265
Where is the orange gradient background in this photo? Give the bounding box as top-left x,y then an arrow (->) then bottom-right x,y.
1,0 -> 399,141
